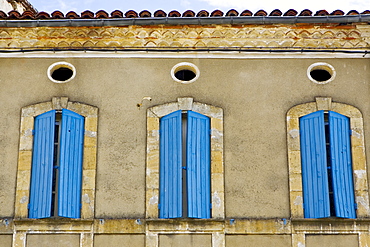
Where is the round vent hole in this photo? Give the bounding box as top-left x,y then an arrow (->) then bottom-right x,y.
52,67 -> 74,82
47,62 -> 76,83
307,62 -> 336,84
175,69 -> 196,81
310,69 -> 332,82
171,62 -> 200,84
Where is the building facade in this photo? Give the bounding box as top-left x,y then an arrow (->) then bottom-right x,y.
0,6 -> 370,247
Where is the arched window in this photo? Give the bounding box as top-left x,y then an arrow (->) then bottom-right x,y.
287,97 -> 369,219
15,97 -> 98,219
146,97 -> 224,219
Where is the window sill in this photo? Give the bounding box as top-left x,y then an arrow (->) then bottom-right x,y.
13,218 -> 94,232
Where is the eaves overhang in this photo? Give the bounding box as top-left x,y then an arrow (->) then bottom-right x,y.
0,15 -> 370,27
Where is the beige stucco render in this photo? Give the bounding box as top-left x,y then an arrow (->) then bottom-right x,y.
0,21 -> 370,247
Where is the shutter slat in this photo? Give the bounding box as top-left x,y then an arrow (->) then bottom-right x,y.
300,111 -> 330,218
58,109 -> 84,218
159,110 -> 182,218
187,111 -> 211,219
329,111 -> 356,218
29,110 -> 55,219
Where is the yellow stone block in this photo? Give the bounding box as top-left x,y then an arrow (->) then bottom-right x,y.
290,191 -> 304,218
84,135 -> 97,147
288,151 -> 302,174
15,190 -> 29,218
81,189 -> 95,219
84,117 -> 98,132
359,233 -> 370,247
20,116 -> 34,132
289,172 -> 303,192
350,129 -> 364,147
351,146 -> 366,170
211,152 -> 224,173
287,103 -> 316,118
212,173 -> 224,193
17,151 -> 32,170
146,189 -> 159,218
146,152 -> 160,171
83,146 -> 97,170
212,191 -> 225,219
147,117 -> 159,131
315,97 -> 332,110
33,102 -> 53,116
16,170 -> 31,191
82,169 -> 96,190
351,117 -> 364,129
146,172 -> 159,189
287,117 -> 299,131
211,118 -> 223,131
332,103 -> 362,118
13,232 -> 26,247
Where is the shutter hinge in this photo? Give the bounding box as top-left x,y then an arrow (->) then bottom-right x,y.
27,203 -> 30,209
355,203 -> 358,210
32,129 -> 35,135
209,129 -> 212,135
158,203 -> 161,210
350,130 -> 353,136
210,203 -> 212,209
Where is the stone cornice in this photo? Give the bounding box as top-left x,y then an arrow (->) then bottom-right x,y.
0,24 -> 369,50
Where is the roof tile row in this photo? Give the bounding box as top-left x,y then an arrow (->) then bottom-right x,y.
0,9 -> 370,20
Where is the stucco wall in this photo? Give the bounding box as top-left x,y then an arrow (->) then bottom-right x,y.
0,57 -> 369,219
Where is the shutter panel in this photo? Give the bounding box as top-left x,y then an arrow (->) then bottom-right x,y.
187,111 -> 211,219
159,110 -> 182,218
300,111 -> 330,218
329,111 -> 356,218
58,109 -> 85,218
29,110 -> 56,218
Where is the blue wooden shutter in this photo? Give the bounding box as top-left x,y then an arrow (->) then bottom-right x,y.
329,111 -> 356,218
159,110 -> 182,218
58,109 -> 85,218
300,111 -> 330,218
187,111 -> 211,219
29,110 -> 56,218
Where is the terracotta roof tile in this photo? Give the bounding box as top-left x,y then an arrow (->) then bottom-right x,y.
347,10 -> 360,15
255,10 -> 268,16
211,10 -> 223,17
330,10 -> 345,15
168,10 -> 181,17
51,10 -> 64,19
81,10 -> 94,19
196,10 -> 209,17
0,11 -> 7,19
240,10 -> 253,16
226,9 -> 238,16
284,9 -> 298,16
111,10 -> 123,18
125,10 -> 138,18
182,10 -> 195,17
20,10 -> 35,19
8,10 -> 22,19
270,9 -> 282,16
36,11 -> 51,19
314,10 -> 329,16
154,10 -> 166,17
139,10 -> 151,18
65,11 -> 79,19
96,10 -> 109,18
0,8 -> 369,20
299,9 -> 313,16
